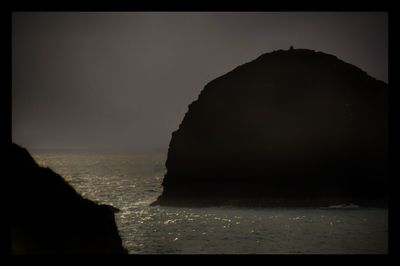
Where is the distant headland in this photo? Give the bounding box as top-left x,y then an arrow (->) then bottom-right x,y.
152,48 -> 388,208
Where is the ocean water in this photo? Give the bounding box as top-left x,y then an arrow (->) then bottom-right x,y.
32,152 -> 388,254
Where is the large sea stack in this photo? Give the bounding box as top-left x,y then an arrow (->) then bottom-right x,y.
153,48 -> 388,207
11,143 -> 127,254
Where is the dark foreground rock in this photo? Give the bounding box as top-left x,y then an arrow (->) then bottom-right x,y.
153,48 -> 388,208
11,143 -> 127,254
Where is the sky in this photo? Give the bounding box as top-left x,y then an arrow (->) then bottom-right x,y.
12,12 -> 388,152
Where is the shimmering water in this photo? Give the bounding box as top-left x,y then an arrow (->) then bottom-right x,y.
33,152 -> 388,254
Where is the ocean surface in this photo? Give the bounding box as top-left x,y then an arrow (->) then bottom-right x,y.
32,152 -> 388,254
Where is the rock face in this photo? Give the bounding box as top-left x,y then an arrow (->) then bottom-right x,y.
153,49 -> 388,207
11,143 -> 127,254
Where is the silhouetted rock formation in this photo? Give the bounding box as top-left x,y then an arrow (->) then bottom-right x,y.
11,143 -> 127,254
153,48 -> 388,207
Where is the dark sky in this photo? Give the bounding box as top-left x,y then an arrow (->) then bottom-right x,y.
12,12 -> 388,152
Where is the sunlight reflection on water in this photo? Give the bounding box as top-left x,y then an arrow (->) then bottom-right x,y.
33,153 -> 388,254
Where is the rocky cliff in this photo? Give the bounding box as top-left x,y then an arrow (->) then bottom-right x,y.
11,143 -> 127,254
153,48 -> 388,207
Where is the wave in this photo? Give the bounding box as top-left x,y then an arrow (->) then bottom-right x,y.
326,203 -> 360,209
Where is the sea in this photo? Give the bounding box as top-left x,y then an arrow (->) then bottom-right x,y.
32,152 -> 388,254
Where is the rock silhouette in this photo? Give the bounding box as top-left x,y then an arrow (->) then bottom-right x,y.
153,48 -> 388,207
11,143 -> 127,254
